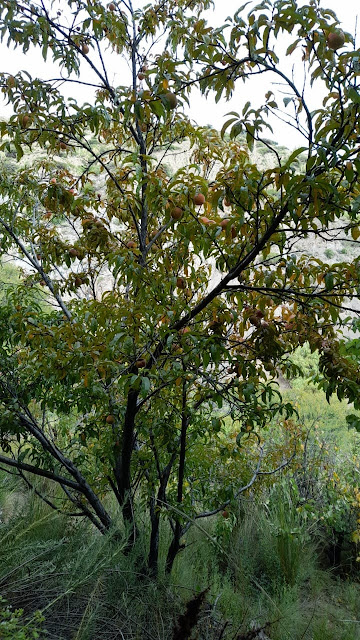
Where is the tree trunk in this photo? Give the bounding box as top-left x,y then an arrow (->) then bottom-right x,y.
115,387 -> 139,549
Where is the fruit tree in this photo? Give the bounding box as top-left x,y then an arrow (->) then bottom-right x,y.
0,0 -> 360,575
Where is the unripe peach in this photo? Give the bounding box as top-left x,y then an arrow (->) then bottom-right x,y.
164,92 -> 177,109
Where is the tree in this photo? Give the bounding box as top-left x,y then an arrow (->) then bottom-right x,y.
0,0 -> 360,575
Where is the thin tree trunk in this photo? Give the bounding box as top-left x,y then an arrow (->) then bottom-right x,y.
115,387 -> 139,547
166,379 -> 188,574
147,454 -> 177,576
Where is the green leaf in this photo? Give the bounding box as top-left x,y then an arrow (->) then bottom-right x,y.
346,414 -> 360,432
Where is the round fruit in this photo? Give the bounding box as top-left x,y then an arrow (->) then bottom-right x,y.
74,276 -> 83,287
222,510 -> 229,518
59,141 -> 67,150
224,197 -> 231,207
108,2 -> 116,10
7,75 -> 16,89
136,358 -> 146,368
82,43 -> 90,55
219,218 -> 230,229
164,91 -> 177,109
138,72 -> 146,80
326,30 -> 345,51
106,414 -> 115,424
50,177 -> 57,184
171,207 -> 183,221
193,193 -> 205,205
126,240 -> 137,249
19,114 -> 31,129
176,277 -> 186,289
68,248 -> 78,257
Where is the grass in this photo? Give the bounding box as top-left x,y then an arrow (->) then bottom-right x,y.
0,470 -> 359,639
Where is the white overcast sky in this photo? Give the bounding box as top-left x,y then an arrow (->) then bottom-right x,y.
0,0 -> 359,148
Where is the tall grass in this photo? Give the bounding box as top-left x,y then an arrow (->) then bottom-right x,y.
0,468 -> 360,639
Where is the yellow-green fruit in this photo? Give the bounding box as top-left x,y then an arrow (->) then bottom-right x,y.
7,75 -> 16,89
165,92 -> 177,109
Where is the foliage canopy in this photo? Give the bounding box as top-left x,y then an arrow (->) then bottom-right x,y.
0,0 -> 360,573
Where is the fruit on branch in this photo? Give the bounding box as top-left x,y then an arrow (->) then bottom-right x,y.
68,247 -> 78,257
18,113 -> 31,128
136,359 -> 146,368
224,197 -> 231,207
326,30 -> 345,51
164,91 -> 178,109
7,75 -> 16,88
199,216 -> 215,225
219,218 -> 230,230
170,206 -> 183,221
74,276 -> 83,287
193,193 -> 205,205
138,72 -> 146,80
126,240 -> 137,249
50,177 -> 57,184
222,510 -> 229,518
59,141 -> 68,150
106,414 -> 115,424
81,43 -> 90,55
176,277 -> 186,289
108,2 -> 116,10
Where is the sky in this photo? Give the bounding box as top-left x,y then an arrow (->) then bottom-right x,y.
0,0 -> 359,148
